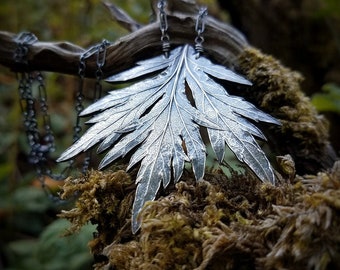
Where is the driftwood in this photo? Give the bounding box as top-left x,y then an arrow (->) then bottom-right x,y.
2,2 -> 339,269
0,1 -> 248,78
0,0 -> 337,175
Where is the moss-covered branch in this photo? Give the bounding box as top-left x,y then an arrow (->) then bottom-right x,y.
236,48 -> 338,174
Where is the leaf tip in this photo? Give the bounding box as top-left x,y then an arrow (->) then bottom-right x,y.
131,218 -> 141,234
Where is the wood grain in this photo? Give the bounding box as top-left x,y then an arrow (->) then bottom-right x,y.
0,14 -> 248,78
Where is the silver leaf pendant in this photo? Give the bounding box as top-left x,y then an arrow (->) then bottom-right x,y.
58,45 -> 280,233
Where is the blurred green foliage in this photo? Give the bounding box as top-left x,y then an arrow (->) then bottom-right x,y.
315,0 -> 340,17
312,83 -> 340,114
0,1 -> 153,269
5,219 -> 96,270
1,0 -> 337,269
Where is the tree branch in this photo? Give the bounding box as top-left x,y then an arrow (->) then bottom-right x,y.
0,14 -> 248,78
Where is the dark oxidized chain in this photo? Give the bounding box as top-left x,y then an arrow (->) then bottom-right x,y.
76,40 -> 111,174
36,73 -> 55,155
14,33 -> 39,165
14,33 -> 46,168
158,0 -> 170,57
14,33 -> 111,189
195,7 -> 208,57
14,32 -> 61,195
94,39 -> 110,101
75,40 -> 110,141
74,53 -> 86,143
14,32 -> 38,64
17,72 -> 43,166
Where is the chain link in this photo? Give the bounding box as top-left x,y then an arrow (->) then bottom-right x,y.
74,56 -> 86,143
75,48 -> 90,174
195,7 -> 208,58
75,40 -> 111,174
74,40 -> 111,141
94,40 -> 110,101
51,41 -> 112,178
14,32 -> 65,198
18,72 -> 41,165
37,73 -> 55,153
13,33 -> 110,197
158,0 -> 170,57
13,33 -> 52,192
14,32 -> 38,64
13,34 -> 106,198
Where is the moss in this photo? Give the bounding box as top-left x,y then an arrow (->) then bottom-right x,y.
59,169 -> 136,259
58,47 -> 340,270
237,47 -> 337,174
59,161 -> 340,270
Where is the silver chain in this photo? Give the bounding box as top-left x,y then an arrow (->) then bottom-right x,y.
14,33 -> 110,187
14,32 -> 38,64
83,41 -> 110,173
14,33 -> 65,199
75,40 -> 110,142
195,7 -> 208,58
158,0 -> 170,57
94,39 -> 110,101
157,1 -> 208,58
76,39 -> 110,174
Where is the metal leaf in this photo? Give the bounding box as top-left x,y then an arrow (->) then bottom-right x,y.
57,45 -> 280,233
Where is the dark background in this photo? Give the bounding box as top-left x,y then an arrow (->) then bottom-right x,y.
0,0 -> 339,269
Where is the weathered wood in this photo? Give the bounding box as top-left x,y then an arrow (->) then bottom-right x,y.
0,14 -> 247,78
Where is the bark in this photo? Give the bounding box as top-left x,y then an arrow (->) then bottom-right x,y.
0,14 -> 248,78
0,0 -> 337,173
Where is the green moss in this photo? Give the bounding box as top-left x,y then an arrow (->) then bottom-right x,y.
237,47 -> 337,174
58,46 -> 340,270
59,169 -> 136,259
59,161 -> 340,269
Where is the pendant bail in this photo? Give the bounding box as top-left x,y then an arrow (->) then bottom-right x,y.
195,7 -> 208,58
158,0 -> 170,57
